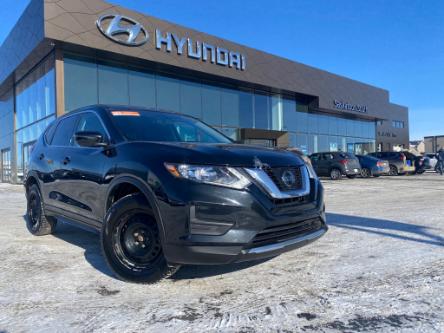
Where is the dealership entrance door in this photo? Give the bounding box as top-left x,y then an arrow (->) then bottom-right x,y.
1,149 -> 12,183
240,128 -> 289,148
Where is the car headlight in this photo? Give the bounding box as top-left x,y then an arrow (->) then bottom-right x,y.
165,163 -> 251,189
305,162 -> 318,179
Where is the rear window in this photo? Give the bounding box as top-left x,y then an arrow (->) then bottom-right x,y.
109,110 -> 231,143
338,153 -> 356,159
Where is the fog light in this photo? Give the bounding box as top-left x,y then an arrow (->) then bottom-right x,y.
189,205 -> 235,236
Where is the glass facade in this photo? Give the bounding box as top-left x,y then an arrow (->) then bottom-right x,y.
15,55 -> 56,179
64,55 -> 375,156
0,90 -> 14,182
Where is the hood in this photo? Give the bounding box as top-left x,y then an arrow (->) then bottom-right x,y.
127,142 -> 305,168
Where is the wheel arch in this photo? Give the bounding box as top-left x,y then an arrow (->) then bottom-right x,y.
105,175 -> 167,241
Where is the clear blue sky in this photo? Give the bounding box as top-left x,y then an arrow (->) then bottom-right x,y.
1,0 -> 443,140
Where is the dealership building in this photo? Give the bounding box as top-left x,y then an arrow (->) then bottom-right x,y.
0,0 -> 409,183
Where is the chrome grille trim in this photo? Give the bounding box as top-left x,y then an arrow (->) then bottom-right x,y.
245,165 -> 310,199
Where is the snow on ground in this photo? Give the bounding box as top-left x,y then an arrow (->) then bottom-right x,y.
0,173 -> 443,332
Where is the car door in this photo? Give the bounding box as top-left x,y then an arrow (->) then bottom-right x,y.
42,115 -> 79,212
55,111 -> 112,223
321,153 -> 334,175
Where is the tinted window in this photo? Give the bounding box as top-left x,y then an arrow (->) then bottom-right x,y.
310,154 -> 320,162
109,110 -> 231,143
51,116 -> 78,146
44,121 -> 57,144
75,113 -> 107,139
338,153 -> 355,159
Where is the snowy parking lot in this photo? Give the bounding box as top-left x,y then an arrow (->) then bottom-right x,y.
0,173 -> 443,332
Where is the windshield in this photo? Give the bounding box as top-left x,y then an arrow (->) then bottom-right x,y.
109,110 -> 232,143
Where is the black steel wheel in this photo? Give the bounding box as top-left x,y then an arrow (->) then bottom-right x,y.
101,193 -> 180,283
330,169 -> 342,180
26,184 -> 57,236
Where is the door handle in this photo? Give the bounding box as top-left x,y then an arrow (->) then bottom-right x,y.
62,157 -> 71,165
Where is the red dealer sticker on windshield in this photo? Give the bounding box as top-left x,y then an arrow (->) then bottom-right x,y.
111,111 -> 140,117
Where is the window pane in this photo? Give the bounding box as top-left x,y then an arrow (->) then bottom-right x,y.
156,75 -> 180,113
128,70 -> 156,109
239,90 -> 254,128
75,113 -> 107,139
64,58 -> 97,112
180,80 -> 202,119
201,84 -> 221,126
308,134 -> 317,154
221,87 -> 239,127
318,115 -> 329,134
318,135 -> 329,152
282,98 -> 297,131
295,111 -> 308,132
98,64 -> 129,105
254,93 -> 270,130
271,95 -> 282,131
329,136 -> 339,151
308,113 -> 318,134
51,116 -> 78,146
337,118 -> 347,136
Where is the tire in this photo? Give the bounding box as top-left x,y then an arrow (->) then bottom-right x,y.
389,165 -> 399,176
360,168 -> 372,178
346,175 -> 357,179
330,169 -> 342,180
101,193 -> 180,284
26,184 -> 57,236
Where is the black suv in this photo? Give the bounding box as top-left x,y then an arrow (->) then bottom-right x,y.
309,152 -> 361,180
24,105 -> 327,283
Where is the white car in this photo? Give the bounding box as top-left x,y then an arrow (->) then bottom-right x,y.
425,154 -> 438,170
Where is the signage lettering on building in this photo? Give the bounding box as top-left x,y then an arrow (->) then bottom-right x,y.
378,131 -> 397,138
333,100 -> 368,113
96,14 -> 246,71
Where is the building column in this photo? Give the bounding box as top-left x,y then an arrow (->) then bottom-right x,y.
55,49 -> 65,117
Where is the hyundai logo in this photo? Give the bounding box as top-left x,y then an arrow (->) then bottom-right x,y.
96,14 -> 149,46
281,170 -> 296,188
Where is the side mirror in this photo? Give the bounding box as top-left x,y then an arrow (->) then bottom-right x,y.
74,131 -> 108,148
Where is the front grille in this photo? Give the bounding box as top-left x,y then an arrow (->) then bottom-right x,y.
271,195 -> 310,206
263,166 -> 303,191
249,218 -> 323,248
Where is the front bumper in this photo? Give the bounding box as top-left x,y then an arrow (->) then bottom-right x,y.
156,177 -> 327,265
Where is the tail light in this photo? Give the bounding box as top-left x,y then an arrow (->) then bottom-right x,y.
376,161 -> 384,167
399,153 -> 406,162
339,159 -> 348,165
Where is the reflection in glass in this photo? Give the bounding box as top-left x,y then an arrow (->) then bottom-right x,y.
254,93 -> 271,130
64,58 -> 98,111
98,65 -> 129,105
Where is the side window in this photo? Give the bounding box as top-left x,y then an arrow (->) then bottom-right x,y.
74,112 -> 108,146
310,154 -> 319,162
51,116 -> 78,146
323,153 -> 334,160
44,122 -> 57,144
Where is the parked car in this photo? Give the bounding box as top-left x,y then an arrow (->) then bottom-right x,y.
24,105 -> 327,284
356,155 -> 390,178
368,152 -> 415,176
425,153 -> 438,170
403,151 -> 427,174
309,152 -> 361,180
